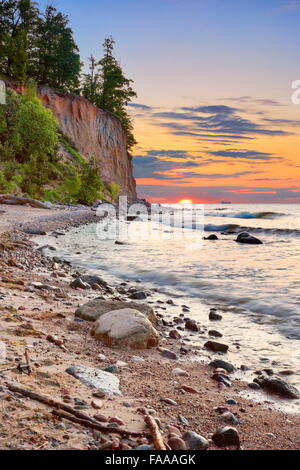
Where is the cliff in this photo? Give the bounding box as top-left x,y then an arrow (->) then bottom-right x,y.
36,86 -> 137,199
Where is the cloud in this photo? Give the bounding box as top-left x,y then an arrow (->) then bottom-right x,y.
128,103 -> 153,111
284,0 -> 300,10
149,170 -> 261,181
133,154 -> 199,178
153,105 -> 290,138
226,96 -> 282,107
208,149 -> 281,161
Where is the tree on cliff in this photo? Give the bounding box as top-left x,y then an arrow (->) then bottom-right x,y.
31,5 -> 81,92
82,37 -> 137,150
0,2 -> 81,91
0,0 -> 39,84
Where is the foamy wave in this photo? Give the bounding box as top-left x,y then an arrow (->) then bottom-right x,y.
204,223 -> 300,237
206,210 -> 285,220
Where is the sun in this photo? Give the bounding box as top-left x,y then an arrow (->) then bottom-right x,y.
179,199 -> 193,204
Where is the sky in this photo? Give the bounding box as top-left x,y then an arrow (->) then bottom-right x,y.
44,0 -> 300,203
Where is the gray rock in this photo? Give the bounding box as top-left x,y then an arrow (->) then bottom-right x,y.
248,382 -> 261,390
209,359 -> 235,373
182,431 -> 209,450
212,427 -> 240,448
219,412 -> 239,425
23,228 -> 47,235
209,310 -> 223,321
129,291 -> 147,300
66,365 -> 121,396
160,349 -> 178,360
208,330 -> 223,338
75,298 -> 156,325
80,275 -> 108,288
70,278 -> 90,289
136,445 -> 153,450
254,376 -> 300,399
236,232 -> 263,245
204,234 -> 219,241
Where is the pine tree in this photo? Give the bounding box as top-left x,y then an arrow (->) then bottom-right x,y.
31,5 -> 81,92
81,55 -> 101,104
81,37 -> 137,150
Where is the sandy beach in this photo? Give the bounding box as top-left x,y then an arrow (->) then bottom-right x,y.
0,204 -> 299,451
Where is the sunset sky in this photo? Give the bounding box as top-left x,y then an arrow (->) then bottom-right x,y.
47,0 -> 300,203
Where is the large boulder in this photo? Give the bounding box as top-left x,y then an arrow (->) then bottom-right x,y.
75,298 -> 157,325
236,232 -> 263,245
91,308 -> 159,349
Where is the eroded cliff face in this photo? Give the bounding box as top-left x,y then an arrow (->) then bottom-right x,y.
37,86 -> 137,199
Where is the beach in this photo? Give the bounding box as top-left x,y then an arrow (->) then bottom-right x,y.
0,203 -> 299,451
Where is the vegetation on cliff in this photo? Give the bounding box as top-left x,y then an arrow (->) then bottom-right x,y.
0,87 -> 120,204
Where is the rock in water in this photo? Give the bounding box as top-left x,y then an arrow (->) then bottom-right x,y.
182,431 -> 209,450
185,319 -> 199,332
209,310 -> 223,321
212,427 -> 240,448
66,365 -> 121,396
204,234 -> 219,240
70,278 -> 90,289
75,298 -> 156,325
204,341 -> 229,353
209,359 -> 235,373
129,291 -> 147,300
254,376 -> 300,399
236,232 -> 263,245
91,308 -> 159,349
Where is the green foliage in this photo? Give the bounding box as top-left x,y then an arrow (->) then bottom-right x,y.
81,37 -> 137,150
107,182 -> 121,200
30,5 -> 81,92
0,2 -> 81,90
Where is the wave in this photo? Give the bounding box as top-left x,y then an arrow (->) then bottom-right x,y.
206,210 -> 286,219
204,223 -> 300,237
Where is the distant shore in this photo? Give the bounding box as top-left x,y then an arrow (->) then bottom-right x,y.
0,204 -> 299,451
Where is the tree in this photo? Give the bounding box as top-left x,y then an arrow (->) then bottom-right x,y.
82,37 -> 137,150
31,5 -> 81,91
81,55 -> 101,104
0,0 -> 38,83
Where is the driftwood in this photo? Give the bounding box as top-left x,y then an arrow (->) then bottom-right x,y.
52,410 -> 145,438
6,383 -> 146,438
144,415 -> 166,450
0,194 -> 51,209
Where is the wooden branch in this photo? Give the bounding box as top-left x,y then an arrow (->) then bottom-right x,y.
6,383 -> 146,438
144,415 -> 166,450
0,194 -> 51,209
52,410 -> 145,438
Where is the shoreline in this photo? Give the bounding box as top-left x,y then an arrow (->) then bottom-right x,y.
0,205 -> 299,450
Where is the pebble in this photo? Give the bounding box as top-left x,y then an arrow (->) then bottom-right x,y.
208,330 -> 223,338
115,361 -> 128,367
168,437 -> 187,450
212,427 -> 240,448
219,412 -> 239,425
167,425 -> 181,436
94,414 -> 108,423
130,356 -> 145,363
182,431 -> 209,450
181,385 -> 199,394
209,310 -> 223,321
169,330 -> 181,340
185,319 -> 199,332
178,414 -> 189,425
108,416 -> 125,426
248,382 -> 261,390
103,365 -> 119,374
159,349 -> 178,360
226,399 -> 237,405
91,400 -> 103,410
129,291 -> 147,300
161,398 -> 178,406
98,354 -> 107,361
205,341 -> 229,353
136,445 -> 153,450
172,368 -> 189,377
